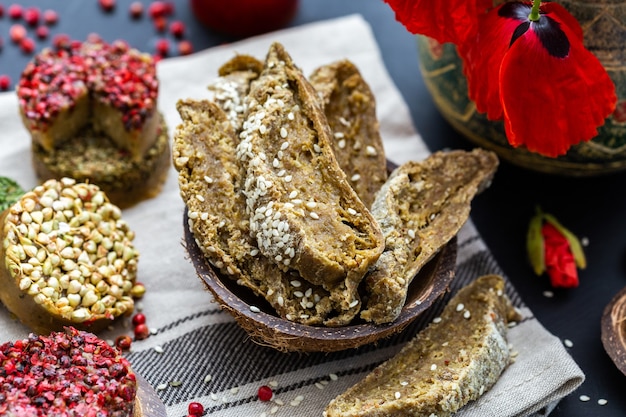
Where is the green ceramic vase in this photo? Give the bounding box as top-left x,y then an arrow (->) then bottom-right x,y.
416,0 -> 626,176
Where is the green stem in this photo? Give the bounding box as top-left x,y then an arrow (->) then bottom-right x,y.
528,0 -> 541,21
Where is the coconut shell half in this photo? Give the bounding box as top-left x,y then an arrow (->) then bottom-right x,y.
135,373 -> 167,417
601,285 -> 626,376
183,209 -> 457,353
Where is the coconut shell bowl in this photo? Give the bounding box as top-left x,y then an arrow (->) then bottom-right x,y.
182,210 -> 457,353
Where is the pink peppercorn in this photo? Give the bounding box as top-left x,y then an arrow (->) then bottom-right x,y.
43,9 -> 59,25
178,40 -> 193,56
36,25 -> 50,40
0,75 -> 11,91
0,4 -> 4,18
170,21 -> 186,38
99,0 -> 116,12
23,7 -> 41,26
8,4 -> 22,19
52,33 -> 72,49
134,323 -> 150,340
20,38 -> 35,54
155,38 -> 169,56
153,16 -> 167,32
257,385 -> 273,402
115,335 -> 132,351
129,2 -> 143,19
9,24 -> 27,44
188,402 -> 204,415
132,312 -> 146,326
148,1 -> 172,19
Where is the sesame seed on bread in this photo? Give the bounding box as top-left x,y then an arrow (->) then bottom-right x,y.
325,274 -> 521,417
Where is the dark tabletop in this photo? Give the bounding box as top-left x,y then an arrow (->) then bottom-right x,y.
1,1 -> 624,415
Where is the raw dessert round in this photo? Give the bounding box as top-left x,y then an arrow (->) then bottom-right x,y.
31,113 -> 171,209
0,178 -> 140,334
0,326 -> 137,416
17,35 -> 160,161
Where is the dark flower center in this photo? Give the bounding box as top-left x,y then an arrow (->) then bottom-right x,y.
499,1 -> 570,58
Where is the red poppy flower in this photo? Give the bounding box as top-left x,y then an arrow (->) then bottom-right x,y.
461,2 -> 616,157
385,0 -> 617,158
383,0 -> 492,45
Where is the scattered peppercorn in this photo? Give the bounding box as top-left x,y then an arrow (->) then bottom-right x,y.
99,0 -> 116,12
153,15 -> 167,32
257,385 -> 273,402
0,75 -> 11,91
0,4 -> 4,18
36,25 -> 49,40
132,312 -> 146,326
148,1 -> 173,19
170,20 -> 186,38
115,335 -> 133,351
23,7 -> 41,27
155,38 -> 169,56
178,40 -> 193,56
52,33 -> 71,49
8,4 -> 23,20
19,37 -> 35,54
134,323 -> 150,340
129,2 -> 144,19
43,9 -> 59,25
9,24 -> 27,43
188,402 -> 204,416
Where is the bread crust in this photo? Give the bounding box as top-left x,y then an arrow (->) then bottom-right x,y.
360,149 -> 499,324
309,59 -> 387,208
324,275 -> 521,417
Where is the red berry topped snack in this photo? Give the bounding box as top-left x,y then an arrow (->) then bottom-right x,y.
0,327 -> 137,416
16,35 -> 171,208
0,178 -> 141,334
17,35 -> 159,161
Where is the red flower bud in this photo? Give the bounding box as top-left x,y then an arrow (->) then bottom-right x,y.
527,207 -> 586,289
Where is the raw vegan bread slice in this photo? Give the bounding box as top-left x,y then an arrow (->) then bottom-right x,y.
360,148 -> 499,324
207,54 -> 263,131
324,274 -> 521,417
309,59 -> 388,208
236,42 -> 384,323
174,99 -> 356,327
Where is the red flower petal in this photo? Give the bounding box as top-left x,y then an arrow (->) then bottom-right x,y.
383,0 -> 492,45
500,9 -> 616,157
458,5 -> 521,121
542,223 -> 579,288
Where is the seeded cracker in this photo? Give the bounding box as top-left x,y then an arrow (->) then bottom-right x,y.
238,42 -> 384,321
309,59 -> 388,208
361,149 -> 499,324
324,275 -> 521,417
175,99 -> 343,327
0,178 -> 140,334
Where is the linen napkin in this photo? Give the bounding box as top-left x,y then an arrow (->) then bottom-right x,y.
0,14 -> 583,417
